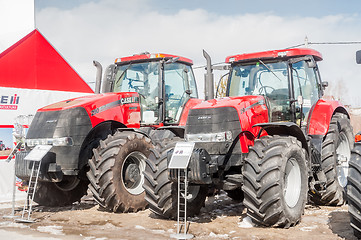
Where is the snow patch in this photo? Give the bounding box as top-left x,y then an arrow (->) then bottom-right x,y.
0,221 -> 29,229
134,225 -> 145,230
83,237 -> 108,240
209,232 -> 229,239
152,229 -> 165,234
300,225 -> 317,232
37,225 -> 64,235
238,216 -> 254,228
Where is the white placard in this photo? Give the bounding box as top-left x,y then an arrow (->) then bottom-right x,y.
168,142 -> 195,169
24,145 -> 52,162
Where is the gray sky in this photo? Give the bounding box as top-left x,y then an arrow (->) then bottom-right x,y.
4,0 -> 361,106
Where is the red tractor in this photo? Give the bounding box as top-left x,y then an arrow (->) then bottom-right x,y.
15,52 -> 202,212
144,48 -> 354,228
347,49 -> 361,238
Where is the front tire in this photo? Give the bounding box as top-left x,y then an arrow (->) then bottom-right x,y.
347,142 -> 361,238
310,113 -> 353,205
87,131 -> 153,212
242,135 -> 308,228
34,176 -> 88,207
143,138 -> 208,219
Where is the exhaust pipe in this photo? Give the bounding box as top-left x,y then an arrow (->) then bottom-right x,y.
203,50 -> 214,100
93,60 -> 103,94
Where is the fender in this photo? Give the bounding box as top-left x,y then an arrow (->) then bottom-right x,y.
78,120 -> 127,170
254,122 -> 309,154
307,99 -> 349,136
156,126 -> 185,138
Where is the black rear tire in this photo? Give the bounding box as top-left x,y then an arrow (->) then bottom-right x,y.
225,189 -> 244,202
242,135 -> 308,228
347,141 -> 361,238
87,131 -> 153,212
143,138 -> 208,219
310,113 -> 353,205
34,177 -> 88,207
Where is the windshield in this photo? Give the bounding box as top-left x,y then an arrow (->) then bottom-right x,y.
112,61 -> 197,124
228,61 -> 291,122
228,61 -> 289,98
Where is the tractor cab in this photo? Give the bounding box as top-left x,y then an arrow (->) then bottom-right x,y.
98,53 -> 198,125
225,48 -> 327,129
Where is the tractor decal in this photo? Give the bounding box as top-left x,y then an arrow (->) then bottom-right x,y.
91,96 -> 139,116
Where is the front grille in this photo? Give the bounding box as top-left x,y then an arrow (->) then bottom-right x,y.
24,107 -> 93,173
186,107 -> 241,135
27,107 -> 92,145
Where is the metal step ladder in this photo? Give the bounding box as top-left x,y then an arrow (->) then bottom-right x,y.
16,159 -> 42,223
177,169 -> 187,234
173,169 -> 193,239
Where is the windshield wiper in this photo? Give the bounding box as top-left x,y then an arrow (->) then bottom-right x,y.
258,60 -> 282,82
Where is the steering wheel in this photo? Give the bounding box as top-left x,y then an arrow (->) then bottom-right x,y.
258,85 -> 275,95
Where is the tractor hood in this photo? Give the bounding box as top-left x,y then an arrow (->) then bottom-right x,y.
38,92 -> 139,112
185,95 -> 269,154
33,91 -> 142,131
190,95 -> 266,113
186,95 -> 269,139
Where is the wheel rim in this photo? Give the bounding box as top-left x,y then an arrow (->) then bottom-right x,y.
336,132 -> 351,188
284,158 -> 302,208
55,176 -> 80,191
121,151 -> 146,195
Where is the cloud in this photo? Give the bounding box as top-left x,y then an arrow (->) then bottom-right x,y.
36,0 -> 361,105
0,0 -> 34,51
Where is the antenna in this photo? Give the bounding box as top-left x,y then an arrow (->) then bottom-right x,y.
34,0 -> 36,29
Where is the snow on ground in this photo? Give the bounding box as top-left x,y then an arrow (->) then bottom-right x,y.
37,225 -> 64,235
238,216 -> 254,228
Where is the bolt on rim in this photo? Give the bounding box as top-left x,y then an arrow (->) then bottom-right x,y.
121,151 -> 146,195
336,132 -> 350,188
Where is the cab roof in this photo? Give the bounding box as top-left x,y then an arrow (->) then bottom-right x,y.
115,53 -> 193,65
225,48 -> 323,64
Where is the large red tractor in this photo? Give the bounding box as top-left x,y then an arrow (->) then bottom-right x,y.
15,52 -> 202,212
144,48 -> 354,228
347,49 -> 361,238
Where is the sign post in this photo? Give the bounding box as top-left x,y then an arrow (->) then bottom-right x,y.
169,142 -> 195,240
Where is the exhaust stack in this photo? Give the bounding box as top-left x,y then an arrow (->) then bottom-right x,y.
203,50 -> 214,100
93,60 -> 103,94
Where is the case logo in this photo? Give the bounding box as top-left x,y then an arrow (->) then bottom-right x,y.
0,94 -> 20,110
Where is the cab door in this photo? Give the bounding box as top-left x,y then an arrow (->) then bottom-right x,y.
291,60 -> 321,128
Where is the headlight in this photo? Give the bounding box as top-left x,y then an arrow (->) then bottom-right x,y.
185,131 -> 233,142
26,137 -> 73,148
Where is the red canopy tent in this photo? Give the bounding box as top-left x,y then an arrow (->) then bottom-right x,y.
0,28 -> 94,200
0,29 -> 94,160
0,29 -> 93,93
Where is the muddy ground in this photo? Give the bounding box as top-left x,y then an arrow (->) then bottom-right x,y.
0,192 -> 357,240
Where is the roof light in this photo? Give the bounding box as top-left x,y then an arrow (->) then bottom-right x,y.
278,51 -> 287,57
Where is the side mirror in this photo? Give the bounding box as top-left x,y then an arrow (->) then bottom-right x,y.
356,50 -> 361,64
321,81 -> 328,90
